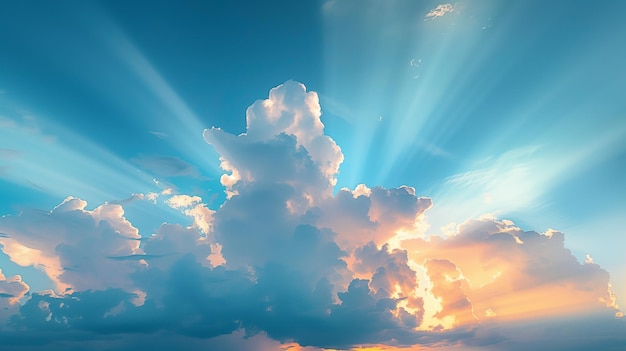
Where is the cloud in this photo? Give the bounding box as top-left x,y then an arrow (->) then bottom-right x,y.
425,4 -> 455,19
0,196 -> 143,292
132,155 -> 199,178
165,194 -> 202,209
316,185 -> 431,251
0,81 -> 622,350
165,194 -> 215,236
0,270 -> 29,322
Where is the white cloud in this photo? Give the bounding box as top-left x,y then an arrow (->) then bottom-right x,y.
165,194 -> 202,209
425,4 -> 455,19
0,196 -> 143,292
403,217 -> 621,328
0,269 -> 29,321
0,81 -> 622,350
165,194 -> 215,235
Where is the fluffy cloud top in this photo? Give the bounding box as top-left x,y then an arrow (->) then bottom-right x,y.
0,82 -> 622,350
204,80 -> 343,199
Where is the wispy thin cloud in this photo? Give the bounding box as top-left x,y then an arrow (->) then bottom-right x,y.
425,3 -> 455,19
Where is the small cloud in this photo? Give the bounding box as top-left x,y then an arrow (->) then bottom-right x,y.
409,58 -> 421,79
0,269 -> 30,312
166,194 -> 202,209
149,130 -> 168,139
133,155 -> 199,178
165,194 -> 215,235
145,192 -> 159,203
107,254 -> 166,261
425,3 -> 455,19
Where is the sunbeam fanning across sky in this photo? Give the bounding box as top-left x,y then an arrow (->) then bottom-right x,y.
1,1 -> 625,350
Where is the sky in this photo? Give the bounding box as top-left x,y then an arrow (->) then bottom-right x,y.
0,0 -> 625,350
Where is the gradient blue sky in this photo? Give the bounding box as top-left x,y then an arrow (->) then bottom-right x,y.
0,1 -> 625,350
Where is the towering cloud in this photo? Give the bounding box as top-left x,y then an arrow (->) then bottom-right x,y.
0,81 -> 622,350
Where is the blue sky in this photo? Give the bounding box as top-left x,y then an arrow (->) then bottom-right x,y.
0,1 -> 625,350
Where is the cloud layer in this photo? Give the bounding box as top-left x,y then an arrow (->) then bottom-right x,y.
0,81 -> 623,350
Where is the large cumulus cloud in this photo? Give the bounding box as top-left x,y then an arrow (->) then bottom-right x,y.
403,218 -> 621,327
0,81 -> 623,350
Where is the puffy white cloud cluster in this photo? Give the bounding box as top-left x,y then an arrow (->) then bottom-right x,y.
204,81 -> 343,199
0,81 -> 622,350
0,270 -> 29,322
0,197 -> 142,292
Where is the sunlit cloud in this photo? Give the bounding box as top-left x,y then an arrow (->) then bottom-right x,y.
0,269 -> 29,322
0,82 -> 622,350
165,194 -> 215,236
425,4 -> 455,19
1,0 -> 624,348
